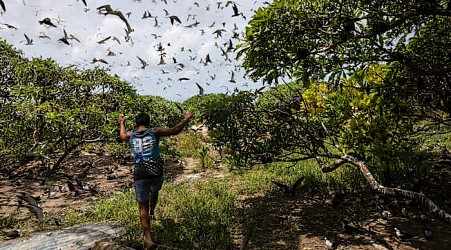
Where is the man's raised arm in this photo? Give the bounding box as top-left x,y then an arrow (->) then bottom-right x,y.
154,112 -> 194,137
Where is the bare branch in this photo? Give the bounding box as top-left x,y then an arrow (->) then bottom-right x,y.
342,155 -> 451,224
321,158 -> 347,173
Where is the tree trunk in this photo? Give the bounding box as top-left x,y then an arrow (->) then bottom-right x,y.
52,138 -> 104,172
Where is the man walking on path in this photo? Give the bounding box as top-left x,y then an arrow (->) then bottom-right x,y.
118,111 -> 194,249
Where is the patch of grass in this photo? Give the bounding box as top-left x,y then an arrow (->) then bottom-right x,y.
175,130 -> 205,158
234,168 -> 279,195
231,159 -> 369,196
0,209 -> 22,229
62,180 -> 236,249
156,181 -> 236,249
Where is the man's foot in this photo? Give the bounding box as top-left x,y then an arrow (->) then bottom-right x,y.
144,232 -> 155,249
145,241 -> 156,250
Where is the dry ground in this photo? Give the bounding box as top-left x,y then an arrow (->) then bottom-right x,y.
1,153 -> 450,249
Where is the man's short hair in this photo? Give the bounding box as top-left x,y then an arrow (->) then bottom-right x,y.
135,112 -> 150,127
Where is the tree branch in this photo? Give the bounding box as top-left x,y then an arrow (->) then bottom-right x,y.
52,137 -> 105,172
340,155 -> 451,224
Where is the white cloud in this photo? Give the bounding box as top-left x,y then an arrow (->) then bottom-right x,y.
0,0 -> 267,101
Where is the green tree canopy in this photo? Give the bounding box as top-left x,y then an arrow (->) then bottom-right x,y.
0,40 -> 181,171
238,0 -> 450,116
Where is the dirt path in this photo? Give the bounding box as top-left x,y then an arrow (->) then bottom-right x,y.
0,154 -> 134,225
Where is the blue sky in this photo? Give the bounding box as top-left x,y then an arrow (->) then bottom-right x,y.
0,0 -> 268,101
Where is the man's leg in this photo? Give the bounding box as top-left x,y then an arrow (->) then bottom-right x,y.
148,175 -> 163,218
138,201 -> 155,249
149,192 -> 159,218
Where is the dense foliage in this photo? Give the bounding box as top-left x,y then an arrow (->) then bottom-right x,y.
189,0 -> 451,186
0,40 -> 181,171
238,0 -> 450,115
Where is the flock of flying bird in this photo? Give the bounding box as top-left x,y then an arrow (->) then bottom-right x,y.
0,0 -> 268,97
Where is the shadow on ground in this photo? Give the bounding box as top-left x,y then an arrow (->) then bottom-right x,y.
234,187 -> 451,250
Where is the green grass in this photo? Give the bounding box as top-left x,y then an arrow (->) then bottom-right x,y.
62,180 -> 236,249
156,181 -> 236,249
174,130 -> 206,158
0,209 -> 22,230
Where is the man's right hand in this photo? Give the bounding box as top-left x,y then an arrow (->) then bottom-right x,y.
119,114 -> 127,123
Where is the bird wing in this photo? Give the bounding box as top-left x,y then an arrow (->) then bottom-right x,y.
59,38 -> 70,45
18,193 -> 39,207
24,34 -> 32,44
196,83 -> 204,96
175,103 -> 184,114
271,181 -> 289,192
136,56 -> 146,65
291,176 -> 305,191
114,10 -> 129,26
255,86 -> 266,95
0,0 -> 6,12
171,16 -> 181,24
97,36 -> 111,44
112,36 -> 121,44
70,34 -> 80,43
81,0 -> 87,7
24,204 -> 44,222
97,5 -> 112,12
232,4 -> 239,15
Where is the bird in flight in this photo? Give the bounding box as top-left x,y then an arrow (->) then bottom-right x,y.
97,5 -> 134,35
23,34 -> 33,45
97,36 -> 111,44
38,32 -> 51,39
136,56 -> 148,69
271,177 -> 304,197
1,23 -> 18,30
142,10 -> 153,19
39,17 -> 57,27
92,58 -> 108,64
213,29 -> 226,38
196,83 -> 204,96
204,54 -> 212,65
18,192 -> 44,222
175,103 -> 185,114
168,15 -> 182,25
231,3 -> 245,18
185,21 -> 200,28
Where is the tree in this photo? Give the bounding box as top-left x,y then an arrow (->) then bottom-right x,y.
0,40 -> 136,172
234,0 -> 451,222
238,0 -> 450,116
